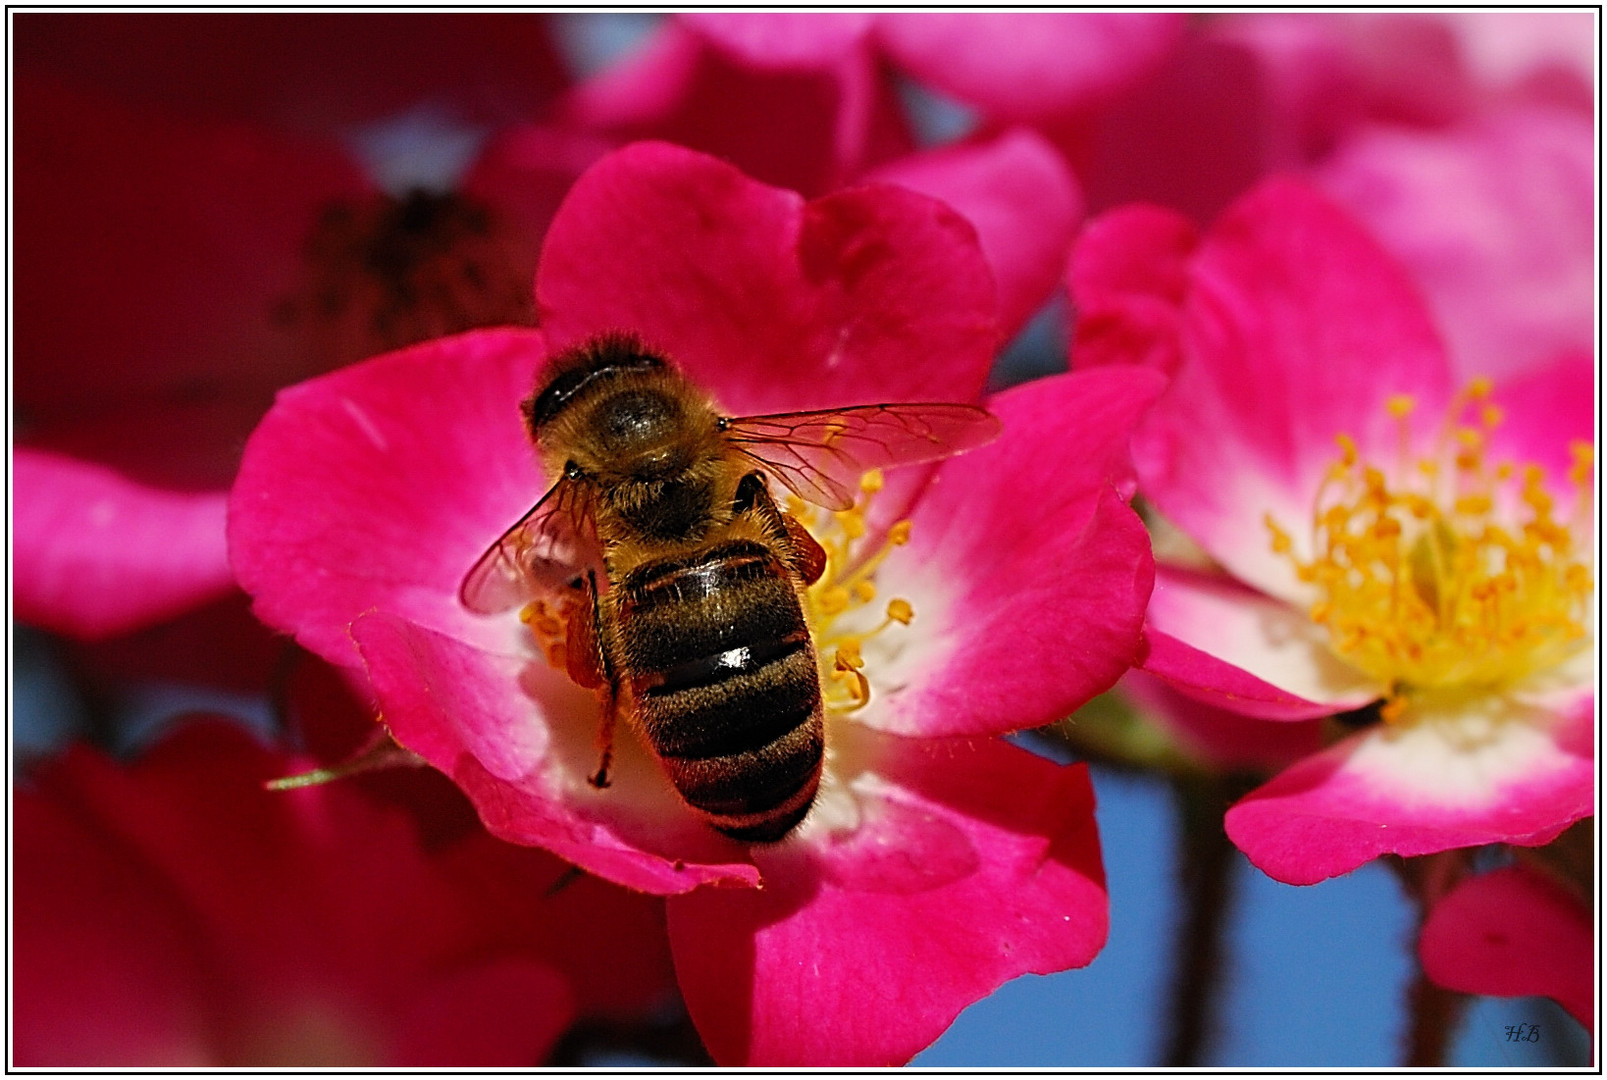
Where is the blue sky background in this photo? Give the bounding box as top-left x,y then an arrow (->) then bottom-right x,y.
913,762 -> 1591,1067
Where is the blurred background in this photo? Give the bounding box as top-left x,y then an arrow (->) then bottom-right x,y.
11,10 -> 1596,1067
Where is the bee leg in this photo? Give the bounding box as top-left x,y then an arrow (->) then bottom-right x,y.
565,570 -> 618,789
733,472 -> 827,585
590,698 -> 618,790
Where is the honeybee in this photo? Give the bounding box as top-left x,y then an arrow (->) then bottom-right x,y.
461,333 -> 999,842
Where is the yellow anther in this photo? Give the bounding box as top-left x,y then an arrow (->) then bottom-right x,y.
1386,395 -> 1416,418
834,640 -> 864,671
1467,376 -> 1494,399
1568,442 -> 1594,487
886,598 -> 914,625
835,509 -> 867,541
1480,404 -> 1504,429
860,468 -> 885,494
887,520 -> 912,546
852,580 -> 876,603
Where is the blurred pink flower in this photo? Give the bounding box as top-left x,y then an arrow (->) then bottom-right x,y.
679,12 -> 1184,122
229,141 -> 1162,1064
13,720 -> 675,1066
1316,104 -> 1593,384
14,69 -> 600,640
1069,11 -> 1593,225
1069,178 -> 1594,886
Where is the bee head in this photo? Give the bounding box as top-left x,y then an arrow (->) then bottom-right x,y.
523,332 -> 668,437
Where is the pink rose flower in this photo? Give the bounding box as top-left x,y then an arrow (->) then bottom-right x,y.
14,720 -> 675,1066
1419,864 -> 1593,1032
1069,177 -> 1594,886
230,141 -> 1162,1064
14,69 -> 600,640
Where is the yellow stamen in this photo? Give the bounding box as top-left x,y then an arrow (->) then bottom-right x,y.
1266,385 -> 1594,722
796,473 -> 919,714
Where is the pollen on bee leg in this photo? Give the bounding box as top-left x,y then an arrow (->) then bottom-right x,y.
520,598 -> 571,670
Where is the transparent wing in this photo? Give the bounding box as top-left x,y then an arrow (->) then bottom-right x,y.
721,402 -> 1001,510
459,478 -> 600,614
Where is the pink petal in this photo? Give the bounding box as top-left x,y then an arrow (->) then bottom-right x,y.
874,13 -> 1185,121
862,367 -> 1163,738
14,74 -> 370,419
1317,106 -> 1595,383
435,832 -> 677,1021
1068,202 -> 1198,373
1125,177 -> 1456,599
1419,865 -> 1593,1030
391,959 -> 574,1067
537,141 -> 998,416
560,21 -> 911,197
667,728 -> 1106,1065
1485,352 -> 1596,498
1435,12 -> 1596,110
1140,564 -> 1379,719
1225,695 -> 1595,885
1213,14 -> 1472,144
14,787 -> 214,1066
16,448 -> 235,639
679,13 -> 874,68
1065,32 -> 1280,227
867,128 -> 1084,341
15,721 -> 590,1066
229,329 -> 547,669
353,611 -> 761,895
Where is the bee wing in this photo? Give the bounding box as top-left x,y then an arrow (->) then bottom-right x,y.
459,478 -> 600,614
721,403 -> 1001,511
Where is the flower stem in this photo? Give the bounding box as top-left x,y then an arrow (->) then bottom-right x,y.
1391,851 -> 1472,1066
1403,969 -> 1464,1066
1160,773 -> 1240,1066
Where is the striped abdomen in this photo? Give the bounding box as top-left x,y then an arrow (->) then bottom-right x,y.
616,539 -> 823,842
